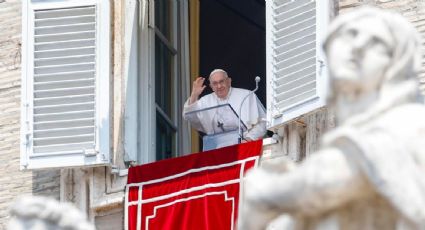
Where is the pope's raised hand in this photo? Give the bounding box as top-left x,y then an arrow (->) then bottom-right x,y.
189,77 -> 206,104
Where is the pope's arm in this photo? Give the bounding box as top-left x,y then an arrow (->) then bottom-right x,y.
244,119 -> 266,141
182,98 -> 207,133
239,146 -> 370,230
182,77 -> 208,133
243,94 -> 267,141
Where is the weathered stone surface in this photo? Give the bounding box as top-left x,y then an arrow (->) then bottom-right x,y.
0,1 -> 60,229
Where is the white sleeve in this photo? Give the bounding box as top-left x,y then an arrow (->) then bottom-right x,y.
182,98 -> 207,133
183,98 -> 199,119
244,119 -> 267,140
244,95 -> 267,140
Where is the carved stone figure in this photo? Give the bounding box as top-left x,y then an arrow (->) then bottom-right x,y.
239,7 -> 425,230
8,195 -> 95,230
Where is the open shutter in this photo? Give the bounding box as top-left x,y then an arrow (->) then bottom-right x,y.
21,0 -> 110,169
266,0 -> 329,130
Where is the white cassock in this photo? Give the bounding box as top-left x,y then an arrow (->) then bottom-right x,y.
183,87 -> 266,140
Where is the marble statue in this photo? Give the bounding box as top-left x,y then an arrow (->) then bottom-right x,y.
8,195 -> 95,230
239,7 -> 425,230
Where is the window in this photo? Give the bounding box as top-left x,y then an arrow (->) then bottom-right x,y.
21,0 -> 110,169
124,0 -> 190,164
266,0 -> 329,130
154,0 -> 178,160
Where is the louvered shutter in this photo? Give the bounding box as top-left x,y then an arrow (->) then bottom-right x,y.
266,0 -> 329,129
21,0 -> 110,169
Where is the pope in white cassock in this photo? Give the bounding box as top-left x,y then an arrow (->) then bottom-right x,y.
183,69 -> 266,149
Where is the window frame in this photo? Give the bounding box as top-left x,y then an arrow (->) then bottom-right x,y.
124,0 -> 191,164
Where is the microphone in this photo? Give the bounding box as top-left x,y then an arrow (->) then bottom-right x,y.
255,76 -> 260,85
238,76 -> 261,143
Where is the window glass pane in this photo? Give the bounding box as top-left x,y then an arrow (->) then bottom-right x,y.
154,0 -> 179,161
155,0 -> 171,40
156,113 -> 174,160
155,37 -> 173,116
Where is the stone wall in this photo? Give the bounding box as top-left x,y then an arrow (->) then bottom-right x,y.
0,1 -> 60,228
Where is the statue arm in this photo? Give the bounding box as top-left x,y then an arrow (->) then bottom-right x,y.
240,146 -> 371,230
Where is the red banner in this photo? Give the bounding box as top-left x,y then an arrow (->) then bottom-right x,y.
125,140 -> 262,230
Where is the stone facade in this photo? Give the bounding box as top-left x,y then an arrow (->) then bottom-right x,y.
0,1 -> 61,229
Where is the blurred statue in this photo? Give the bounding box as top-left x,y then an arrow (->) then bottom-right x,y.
8,195 -> 95,230
239,7 -> 425,230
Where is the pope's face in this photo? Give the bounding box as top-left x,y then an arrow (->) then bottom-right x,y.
327,17 -> 394,94
210,72 -> 231,99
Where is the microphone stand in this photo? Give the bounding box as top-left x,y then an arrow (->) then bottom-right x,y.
238,76 -> 260,143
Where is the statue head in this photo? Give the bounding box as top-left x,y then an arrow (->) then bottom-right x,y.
8,196 -> 95,230
323,7 -> 421,111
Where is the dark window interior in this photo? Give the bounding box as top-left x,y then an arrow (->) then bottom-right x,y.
200,0 -> 266,106
155,0 -> 176,160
